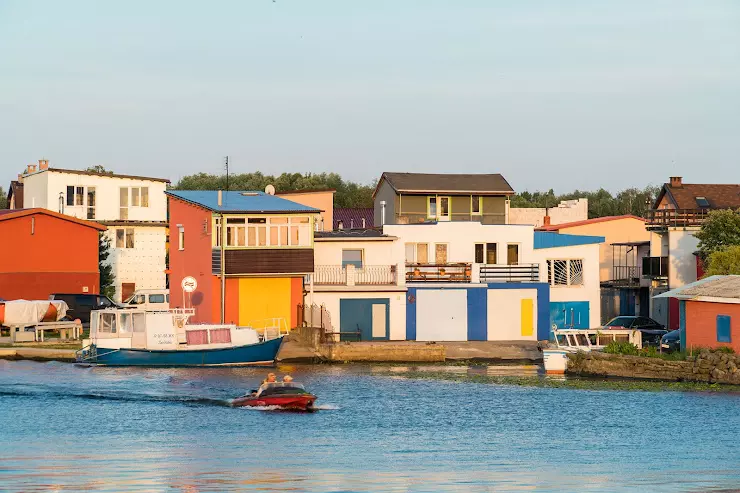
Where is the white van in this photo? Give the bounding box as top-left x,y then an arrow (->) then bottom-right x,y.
123,289 -> 170,311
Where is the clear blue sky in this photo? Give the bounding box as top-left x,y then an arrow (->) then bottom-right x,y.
1,0 -> 738,193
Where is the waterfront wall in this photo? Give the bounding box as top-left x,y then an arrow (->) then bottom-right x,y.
567,350 -> 740,385
320,342 -> 445,362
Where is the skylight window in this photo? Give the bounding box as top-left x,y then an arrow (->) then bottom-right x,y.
695,196 -> 710,208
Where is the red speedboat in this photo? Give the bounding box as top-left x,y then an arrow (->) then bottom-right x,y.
232,382 -> 317,411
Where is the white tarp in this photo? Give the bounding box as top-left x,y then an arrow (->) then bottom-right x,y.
0,300 -> 69,326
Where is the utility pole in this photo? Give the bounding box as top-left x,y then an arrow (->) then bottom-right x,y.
224,156 -> 229,191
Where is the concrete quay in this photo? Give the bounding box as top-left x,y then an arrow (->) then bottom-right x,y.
0,347 -> 77,362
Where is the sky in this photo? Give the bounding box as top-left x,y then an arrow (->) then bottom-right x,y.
1,0 -> 739,194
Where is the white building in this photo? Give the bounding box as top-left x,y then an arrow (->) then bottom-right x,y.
19,160 -> 169,301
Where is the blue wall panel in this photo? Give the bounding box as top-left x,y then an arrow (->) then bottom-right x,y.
550,301 -> 590,330
679,300 -> 687,351
406,288 -> 417,340
486,282 -> 550,341
466,288 -> 488,341
340,298 -> 390,341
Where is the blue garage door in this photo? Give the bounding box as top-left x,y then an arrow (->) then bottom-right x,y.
340,299 -> 390,341
550,302 -> 590,330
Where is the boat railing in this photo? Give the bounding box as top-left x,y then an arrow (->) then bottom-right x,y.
244,318 -> 290,341
552,329 -> 643,350
170,308 -> 195,327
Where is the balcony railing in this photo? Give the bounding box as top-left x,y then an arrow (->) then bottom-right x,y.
642,256 -> 668,278
406,263 -> 472,283
313,265 -> 347,285
480,263 -> 540,283
356,265 -> 397,285
646,209 -> 709,229
395,212 -> 507,225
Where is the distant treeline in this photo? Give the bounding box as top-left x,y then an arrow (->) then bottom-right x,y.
174,172 -> 661,219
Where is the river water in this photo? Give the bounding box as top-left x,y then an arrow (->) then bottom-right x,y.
1,360 -> 739,492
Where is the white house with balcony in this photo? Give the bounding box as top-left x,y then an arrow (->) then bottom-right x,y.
19,161 -> 169,302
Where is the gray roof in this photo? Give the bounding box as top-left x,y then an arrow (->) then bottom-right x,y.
655,275 -> 740,300
379,172 -> 514,195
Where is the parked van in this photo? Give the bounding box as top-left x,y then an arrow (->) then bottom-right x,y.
123,289 -> 170,311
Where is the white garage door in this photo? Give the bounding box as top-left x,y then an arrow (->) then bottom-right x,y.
416,289 -> 468,341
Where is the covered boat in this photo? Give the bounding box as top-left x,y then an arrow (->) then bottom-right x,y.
232,382 -> 317,411
76,308 -> 284,367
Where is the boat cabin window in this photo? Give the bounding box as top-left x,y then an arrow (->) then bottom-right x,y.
132,313 -> 146,332
149,294 -> 166,304
120,313 -> 133,333
100,313 -> 117,333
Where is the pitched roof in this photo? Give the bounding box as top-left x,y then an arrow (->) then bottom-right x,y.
374,172 -> 514,197
655,275 -> 740,301
0,208 -> 107,231
334,208 -> 374,229
533,231 -> 605,249
656,183 -> 740,210
166,190 -> 321,214
27,167 -> 170,183
7,181 -> 23,209
537,215 -> 646,231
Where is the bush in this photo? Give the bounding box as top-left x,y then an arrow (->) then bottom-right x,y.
603,341 -> 640,355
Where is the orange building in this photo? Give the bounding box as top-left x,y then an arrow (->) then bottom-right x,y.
0,209 -> 106,300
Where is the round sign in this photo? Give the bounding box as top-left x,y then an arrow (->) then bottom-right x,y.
181,276 -> 198,293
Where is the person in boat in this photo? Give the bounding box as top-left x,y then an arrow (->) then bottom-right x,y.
283,375 -> 293,383
253,373 -> 278,397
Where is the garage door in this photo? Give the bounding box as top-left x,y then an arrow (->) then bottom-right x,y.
415,289 -> 468,341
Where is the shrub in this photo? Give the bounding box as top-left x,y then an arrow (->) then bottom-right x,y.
604,341 -> 639,355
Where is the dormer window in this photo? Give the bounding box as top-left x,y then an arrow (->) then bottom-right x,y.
695,197 -> 710,208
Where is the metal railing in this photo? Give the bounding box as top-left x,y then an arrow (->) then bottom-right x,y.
480,263 -> 539,282
313,265 -> 347,285
612,265 -> 642,281
642,256 -> 668,278
356,265 -> 397,285
646,209 -> 709,229
395,212 -> 507,225
405,263 -> 472,282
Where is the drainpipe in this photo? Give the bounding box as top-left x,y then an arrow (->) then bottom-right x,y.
220,212 -> 225,324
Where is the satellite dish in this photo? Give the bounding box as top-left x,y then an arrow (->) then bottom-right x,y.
265,184 -> 276,195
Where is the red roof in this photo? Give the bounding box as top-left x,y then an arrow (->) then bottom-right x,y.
537,215 -> 646,231
0,208 -> 108,231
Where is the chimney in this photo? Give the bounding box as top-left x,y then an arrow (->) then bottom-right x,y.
26,164 -> 37,174
670,176 -> 683,188
543,215 -> 551,227
39,159 -> 49,170
380,200 -> 386,226
217,190 -> 223,207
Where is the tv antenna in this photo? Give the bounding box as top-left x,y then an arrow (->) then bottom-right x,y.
224,156 -> 229,191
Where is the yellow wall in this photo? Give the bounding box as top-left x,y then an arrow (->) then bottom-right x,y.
559,217 -> 650,282
238,278 -> 292,327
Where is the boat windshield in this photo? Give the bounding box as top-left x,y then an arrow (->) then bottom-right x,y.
258,382 -> 308,397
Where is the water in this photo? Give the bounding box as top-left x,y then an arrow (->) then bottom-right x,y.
1,360 -> 739,492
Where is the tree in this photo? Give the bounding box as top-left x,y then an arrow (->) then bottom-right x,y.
99,233 -> 116,298
86,165 -> 113,175
695,209 -> 740,261
0,186 -> 7,209
705,245 -> 740,276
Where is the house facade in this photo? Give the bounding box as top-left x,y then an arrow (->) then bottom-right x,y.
373,172 -> 515,226
275,189 -> 335,232
646,177 -> 740,329
0,209 -> 106,300
18,161 -> 169,301
166,190 -> 320,329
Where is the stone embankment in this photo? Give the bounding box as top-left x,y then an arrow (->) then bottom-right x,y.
0,347 -> 76,362
567,350 -> 740,385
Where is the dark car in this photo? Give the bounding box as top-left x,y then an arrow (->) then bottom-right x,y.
603,316 -> 668,347
660,330 -> 681,353
49,293 -> 122,324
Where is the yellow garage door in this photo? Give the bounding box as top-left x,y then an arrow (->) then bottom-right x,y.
238,278 -> 292,328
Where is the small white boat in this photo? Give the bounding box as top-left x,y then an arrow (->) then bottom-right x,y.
542,328 -> 643,374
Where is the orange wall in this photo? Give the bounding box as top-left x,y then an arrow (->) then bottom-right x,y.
685,300 -> 740,353
0,272 -> 99,300
276,191 -> 334,231
0,214 -> 99,273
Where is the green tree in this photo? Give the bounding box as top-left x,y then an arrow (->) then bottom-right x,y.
0,185 -> 7,209
99,233 -> 116,298
705,245 -> 740,276
695,209 -> 740,261
86,165 -> 113,175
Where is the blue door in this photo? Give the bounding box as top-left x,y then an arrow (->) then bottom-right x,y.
550,302 -> 590,330
339,299 -> 390,341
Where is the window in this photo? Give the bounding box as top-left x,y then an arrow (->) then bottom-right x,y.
149,294 -> 166,304
435,243 -> 448,264
125,228 -> 135,248
141,187 -> 149,207
475,244 -> 484,263
717,315 -> 731,343
75,186 -> 84,206
66,186 -> 75,206
439,197 -> 450,220
217,216 -> 311,248
87,187 -> 96,219
100,313 -> 117,333
178,227 -> 185,251
696,196 -> 710,208
116,229 -> 135,248
131,187 -> 140,207
119,187 -> 129,220
226,218 -> 246,247
428,197 -> 437,218
404,243 -> 429,263
486,243 -> 497,264
132,312 -> 146,332
342,249 -> 363,268
269,217 -> 289,246
507,244 -> 519,265
546,259 -> 584,286
120,313 -> 133,333
472,196 -> 481,215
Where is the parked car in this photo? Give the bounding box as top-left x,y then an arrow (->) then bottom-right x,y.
603,316 -> 668,347
49,293 -> 122,324
122,289 -> 170,311
660,330 -> 681,353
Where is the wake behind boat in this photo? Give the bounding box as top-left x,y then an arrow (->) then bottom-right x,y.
76,308 -> 284,367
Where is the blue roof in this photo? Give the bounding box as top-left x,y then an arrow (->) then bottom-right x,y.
166,190 -> 321,214
534,231 -> 605,249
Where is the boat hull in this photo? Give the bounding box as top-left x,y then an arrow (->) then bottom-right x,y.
232,394 -> 317,411
542,349 -> 569,374
82,337 -> 284,367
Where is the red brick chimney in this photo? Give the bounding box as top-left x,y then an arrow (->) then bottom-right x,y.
543,215 -> 551,226
670,176 -> 683,188
39,159 -> 49,170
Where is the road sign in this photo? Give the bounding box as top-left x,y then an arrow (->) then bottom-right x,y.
181,276 -> 198,293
